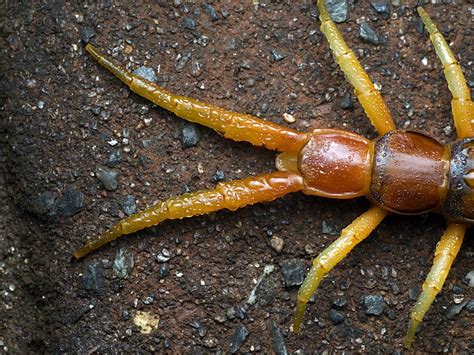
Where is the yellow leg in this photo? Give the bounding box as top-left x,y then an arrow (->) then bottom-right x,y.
74,172 -> 304,259
85,44 -> 308,152
404,223 -> 466,348
292,205 -> 388,333
317,1 -> 395,135
417,7 -> 473,139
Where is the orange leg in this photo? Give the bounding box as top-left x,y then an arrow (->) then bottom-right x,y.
418,7 -> 473,138
293,205 -> 388,332
404,223 -> 466,348
85,44 -> 308,152
317,1 -> 396,135
73,172 -> 304,259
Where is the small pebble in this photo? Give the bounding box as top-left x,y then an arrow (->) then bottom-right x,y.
271,49 -> 285,62
107,149 -> 122,167
369,0 -> 390,19
322,220 -> 338,235
95,165 -> 119,191
122,195 -> 137,216
362,294 -> 385,316
326,0 -> 348,23
80,26 -> 96,43
359,22 -> 381,45
270,236 -> 284,253
229,324 -> 249,354
268,320 -> 287,355
466,299 -> 474,313
158,263 -> 170,278
446,301 -> 467,319
182,17 -> 196,30
211,170 -> 225,183
203,4 -> 219,21
113,247 -> 134,278
83,262 -> 104,298
332,297 -> 348,310
465,271 -> 474,288
341,92 -> 354,109
156,248 -> 171,262
283,113 -> 296,123
329,309 -> 344,324
49,186 -> 84,218
133,66 -> 157,83
181,122 -> 201,147
281,259 -> 306,287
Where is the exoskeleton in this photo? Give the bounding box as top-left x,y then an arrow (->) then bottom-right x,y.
75,1 -> 473,348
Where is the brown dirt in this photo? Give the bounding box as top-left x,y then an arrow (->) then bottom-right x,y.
1,1 -> 473,353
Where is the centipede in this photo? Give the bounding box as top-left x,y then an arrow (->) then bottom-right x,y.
75,1 -> 473,349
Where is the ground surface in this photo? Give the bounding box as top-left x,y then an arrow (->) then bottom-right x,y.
1,0 -> 473,353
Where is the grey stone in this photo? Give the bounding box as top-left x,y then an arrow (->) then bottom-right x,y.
271,49 -> 285,62
182,17 -> 196,30
370,0 -> 390,19
113,247 -> 134,278
360,22 -> 381,45
95,165 -> 119,191
229,324 -> 249,353
447,301 -> 467,319
158,263 -> 170,278
181,122 -> 201,147
281,259 -> 306,287
83,262 -> 104,297
329,309 -> 344,324
268,320 -> 287,355
50,186 -> 84,218
107,149 -> 122,167
362,294 -> 385,316
326,0 -> 348,23
465,271 -> 474,288
133,66 -> 157,83
466,299 -> 474,313
122,195 -> 136,216
332,297 -> 348,310
80,26 -> 96,43
203,4 -> 219,21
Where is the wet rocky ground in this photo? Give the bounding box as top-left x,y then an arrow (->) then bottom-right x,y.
1,0 -> 473,353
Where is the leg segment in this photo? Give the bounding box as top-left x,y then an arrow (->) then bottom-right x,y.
292,205 -> 388,333
417,7 -> 473,139
85,44 -> 308,152
73,172 -> 304,259
317,1 -> 395,135
404,223 -> 466,348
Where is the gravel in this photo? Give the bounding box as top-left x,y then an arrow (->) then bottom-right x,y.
268,320 -> 287,355
362,294 -> 385,316
113,247 -> 134,278
326,0 -> 348,23
133,66 -> 157,83
121,195 -> 137,216
82,262 -> 104,298
229,324 -> 249,353
95,165 -> 119,191
369,0 -> 390,19
359,22 -> 381,45
280,259 -> 306,287
49,186 -> 84,218
329,309 -> 345,324
181,122 -> 201,147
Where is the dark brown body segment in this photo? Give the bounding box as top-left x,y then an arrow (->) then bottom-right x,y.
445,138 -> 474,223
298,129 -> 372,198
370,131 -> 450,214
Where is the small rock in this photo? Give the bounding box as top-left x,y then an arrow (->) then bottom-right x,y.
181,122 -> 201,147
322,220 -> 338,235
211,170 -> 225,183
268,320 -> 287,355
122,195 -> 137,216
329,309 -> 344,324
156,248 -> 171,262
80,26 -> 96,43
95,165 -> 119,191
113,247 -> 134,278
107,149 -> 122,167
270,236 -> 284,253
50,186 -> 84,218
362,294 -> 385,316
369,0 -> 390,19
466,299 -> 474,313
83,262 -> 104,297
281,259 -> 306,287
271,49 -> 285,62
235,305 -> 246,320
332,297 -> 348,310
203,4 -> 219,21
359,22 -> 381,45
133,66 -> 157,83
182,17 -> 196,30
176,52 -> 192,72
133,311 -> 160,334
452,285 -> 465,294
229,324 -> 249,354
190,319 -> 208,337
408,286 -> 420,301
446,301 -> 467,319
226,307 -> 236,320
326,0 -> 348,23
31,191 -> 55,217
341,92 -> 354,109
465,271 -> 474,288
158,263 -> 170,278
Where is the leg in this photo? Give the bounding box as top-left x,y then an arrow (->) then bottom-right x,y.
417,7 -> 473,139
404,223 -> 466,348
293,205 -> 387,332
73,172 -> 304,259
317,1 -> 395,135
85,44 -> 308,152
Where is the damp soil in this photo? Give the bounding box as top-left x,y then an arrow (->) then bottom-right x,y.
1,1 -> 473,353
